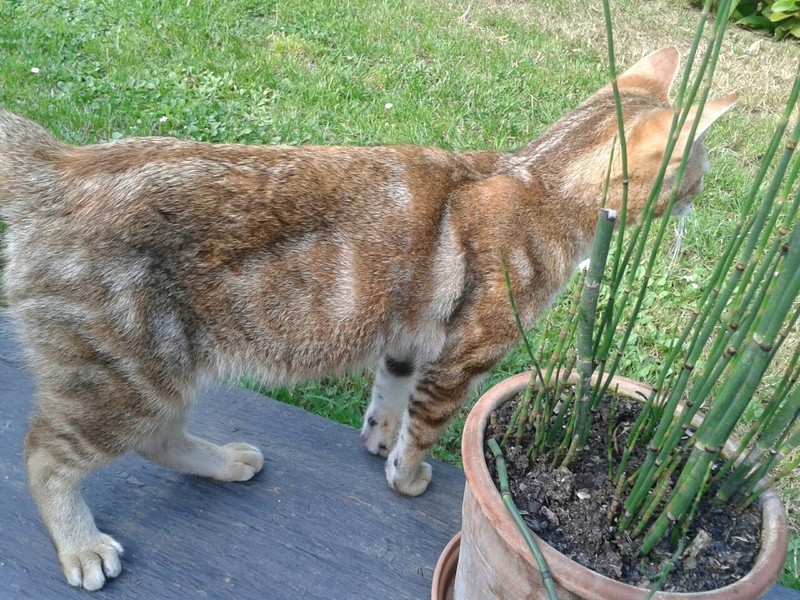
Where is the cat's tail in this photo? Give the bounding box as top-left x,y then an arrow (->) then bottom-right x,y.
0,110 -> 69,221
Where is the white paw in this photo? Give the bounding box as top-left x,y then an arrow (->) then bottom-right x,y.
217,442 -> 264,482
386,455 -> 433,497
59,533 -> 124,591
361,410 -> 401,457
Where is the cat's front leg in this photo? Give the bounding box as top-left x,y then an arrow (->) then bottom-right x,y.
386,365 -> 484,497
361,355 -> 415,457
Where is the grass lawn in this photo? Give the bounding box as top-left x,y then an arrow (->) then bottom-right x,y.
1,0 -> 798,589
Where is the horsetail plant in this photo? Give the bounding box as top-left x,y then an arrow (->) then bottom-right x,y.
497,0 -> 798,582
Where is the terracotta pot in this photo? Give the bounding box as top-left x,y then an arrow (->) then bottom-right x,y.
451,372 -> 788,600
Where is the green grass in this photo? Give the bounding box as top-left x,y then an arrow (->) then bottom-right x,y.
0,0 -> 797,589
0,0 -> 600,147
786,537 -> 800,589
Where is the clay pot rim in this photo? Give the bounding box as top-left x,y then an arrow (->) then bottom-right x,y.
431,532 -> 460,600
461,371 -> 788,600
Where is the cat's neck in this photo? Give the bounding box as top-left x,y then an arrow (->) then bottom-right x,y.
453,115 -> 627,278
448,147 -> 610,321
510,94 -> 639,234
511,148 -> 613,261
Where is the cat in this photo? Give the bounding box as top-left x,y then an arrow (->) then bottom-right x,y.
0,46 -> 736,591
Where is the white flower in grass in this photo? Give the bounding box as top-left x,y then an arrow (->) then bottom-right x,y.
159,116 -> 168,123
384,102 -> 393,110
30,67 -> 40,74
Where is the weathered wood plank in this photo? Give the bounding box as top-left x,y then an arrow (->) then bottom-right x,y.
0,313 -> 464,599
2,311 -> 799,600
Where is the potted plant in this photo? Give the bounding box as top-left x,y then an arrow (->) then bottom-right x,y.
433,0 -> 797,597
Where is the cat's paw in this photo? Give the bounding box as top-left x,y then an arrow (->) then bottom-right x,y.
59,533 -> 124,591
360,411 -> 401,457
215,442 -> 264,482
386,456 -> 433,497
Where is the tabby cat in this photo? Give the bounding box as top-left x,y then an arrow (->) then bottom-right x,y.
0,47 -> 736,590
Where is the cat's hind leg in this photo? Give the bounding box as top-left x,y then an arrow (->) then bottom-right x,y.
135,417 -> 263,482
361,355 -> 415,457
26,385 -> 263,591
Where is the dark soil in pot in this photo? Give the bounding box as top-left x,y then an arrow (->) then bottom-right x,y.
486,392 -> 761,593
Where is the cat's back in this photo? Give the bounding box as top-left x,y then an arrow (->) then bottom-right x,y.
28,137 -> 471,249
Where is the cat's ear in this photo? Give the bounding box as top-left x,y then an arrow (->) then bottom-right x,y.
679,93 -> 740,143
616,47 -> 680,101
631,93 -> 739,162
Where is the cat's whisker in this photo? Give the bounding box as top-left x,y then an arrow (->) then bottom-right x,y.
667,216 -> 687,273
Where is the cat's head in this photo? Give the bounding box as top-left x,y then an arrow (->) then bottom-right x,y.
605,47 -> 738,220
532,47 -> 738,223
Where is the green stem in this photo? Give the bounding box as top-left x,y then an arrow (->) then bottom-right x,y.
488,438 -> 559,600
641,223 -> 800,555
562,209 -> 617,465
622,97 -> 800,528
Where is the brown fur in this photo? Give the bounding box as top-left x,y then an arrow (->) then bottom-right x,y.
0,47 -> 736,590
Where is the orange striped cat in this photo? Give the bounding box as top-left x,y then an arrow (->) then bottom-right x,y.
0,47 -> 735,590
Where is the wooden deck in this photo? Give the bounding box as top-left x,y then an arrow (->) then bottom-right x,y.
0,313 -> 464,599
1,310 -> 798,599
